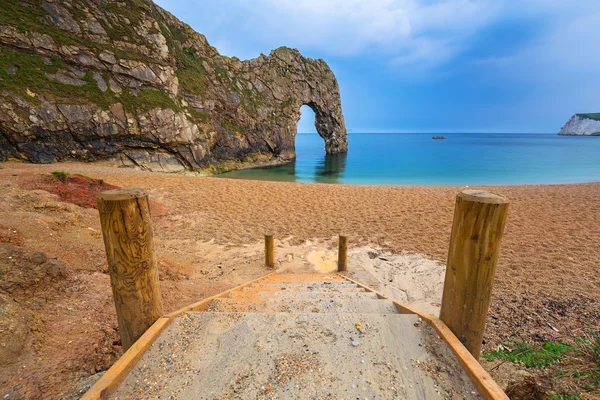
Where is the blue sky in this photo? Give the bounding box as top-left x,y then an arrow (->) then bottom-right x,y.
155,0 -> 600,133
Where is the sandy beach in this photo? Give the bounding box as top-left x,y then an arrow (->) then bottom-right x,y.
1,161 -> 599,398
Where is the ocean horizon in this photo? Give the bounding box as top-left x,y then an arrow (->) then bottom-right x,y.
220,132 -> 600,186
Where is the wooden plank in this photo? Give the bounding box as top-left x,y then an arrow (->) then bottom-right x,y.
428,318 -> 509,400
337,274 -> 508,400
339,275 -> 421,315
97,188 -> 163,351
80,317 -> 172,400
165,272 -> 276,318
440,190 -> 509,359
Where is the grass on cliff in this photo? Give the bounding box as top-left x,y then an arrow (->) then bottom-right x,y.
1,0 -> 165,65
577,113 -> 600,121
176,48 -> 209,95
1,46 -> 181,115
0,0 -> 88,47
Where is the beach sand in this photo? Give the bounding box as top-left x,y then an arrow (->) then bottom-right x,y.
0,161 -> 599,398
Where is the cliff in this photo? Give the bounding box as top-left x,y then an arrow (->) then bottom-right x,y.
0,0 -> 347,173
558,114 -> 600,136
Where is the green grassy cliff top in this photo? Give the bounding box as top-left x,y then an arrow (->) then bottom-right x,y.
576,113 -> 600,121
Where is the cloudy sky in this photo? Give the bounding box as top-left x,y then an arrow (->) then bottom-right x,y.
155,0 -> 600,133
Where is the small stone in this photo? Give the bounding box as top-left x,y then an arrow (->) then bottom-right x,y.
351,339 -> 360,347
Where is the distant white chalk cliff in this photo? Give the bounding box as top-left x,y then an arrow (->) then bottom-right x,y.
559,114 -> 600,136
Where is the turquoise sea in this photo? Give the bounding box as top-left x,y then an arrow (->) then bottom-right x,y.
220,133 -> 600,185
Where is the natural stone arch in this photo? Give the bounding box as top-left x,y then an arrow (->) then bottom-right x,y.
0,0 -> 348,173
299,101 -> 348,154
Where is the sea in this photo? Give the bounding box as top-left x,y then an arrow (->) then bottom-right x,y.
219,132 -> 600,186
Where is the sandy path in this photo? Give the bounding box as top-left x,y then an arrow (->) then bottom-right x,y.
112,311 -> 479,400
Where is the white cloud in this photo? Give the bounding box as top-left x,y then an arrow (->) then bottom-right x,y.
224,0 -> 500,64
156,0 -> 600,71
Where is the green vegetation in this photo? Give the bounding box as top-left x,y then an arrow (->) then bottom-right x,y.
187,108 -> 210,123
0,46 -> 182,115
0,46 -> 109,107
51,171 -> 69,182
220,118 -> 238,132
103,2 -> 146,41
485,330 -> 600,398
483,341 -> 571,368
176,48 -> 208,96
550,394 -> 580,400
120,89 -> 181,114
0,0 -> 91,47
0,1 -> 165,65
214,66 -> 229,83
241,88 -> 265,117
573,330 -> 600,392
577,113 -> 600,121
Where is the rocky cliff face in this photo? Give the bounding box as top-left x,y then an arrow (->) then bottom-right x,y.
558,114 -> 600,136
0,0 -> 347,173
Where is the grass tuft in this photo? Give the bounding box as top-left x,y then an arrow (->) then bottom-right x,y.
571,329 -> 600,393
483,341 -> 571,369
51,171 -> 69,182
550,394 -> 580,400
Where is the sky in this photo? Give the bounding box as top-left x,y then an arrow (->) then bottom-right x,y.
154,0 -> 600,133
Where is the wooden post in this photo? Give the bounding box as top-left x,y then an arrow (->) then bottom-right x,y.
338,234 -> 348,272
440,190 -> 509,360
265,232 -> 274,268
97,188 -> 163,351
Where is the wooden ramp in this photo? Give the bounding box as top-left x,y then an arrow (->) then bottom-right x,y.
82,273 -> 508,399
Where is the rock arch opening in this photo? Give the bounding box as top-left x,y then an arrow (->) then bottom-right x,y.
297,104 -> 317,135
295,102 -> 348,155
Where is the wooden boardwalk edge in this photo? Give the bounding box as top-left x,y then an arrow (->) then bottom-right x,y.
81,272 -> 276,400
167,272 -> 276,317
80,317 -> 172,400
339,274 -> 509,400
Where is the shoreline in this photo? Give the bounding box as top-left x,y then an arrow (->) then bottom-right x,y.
217,173 -> 600,188
4,160 -> 599,187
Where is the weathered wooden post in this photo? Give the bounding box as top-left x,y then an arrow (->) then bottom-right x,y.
338,234 -> 348,272
440,190 -> 509,360
265,232 -> 275,268
97,188 -> 163,351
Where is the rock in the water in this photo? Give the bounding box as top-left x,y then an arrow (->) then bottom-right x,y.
558,114 -> 600,136
0,0 -> 348,173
